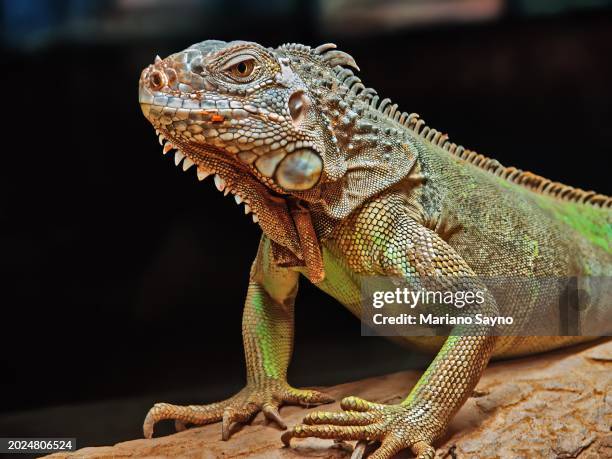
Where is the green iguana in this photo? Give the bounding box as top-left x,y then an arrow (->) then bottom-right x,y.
138,40 -> 611,458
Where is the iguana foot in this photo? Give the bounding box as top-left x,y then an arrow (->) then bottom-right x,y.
282,396 -> 437,459
143,381 -> 333,440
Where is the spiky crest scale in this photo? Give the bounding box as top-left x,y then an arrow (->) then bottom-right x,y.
284,43 -> 611,209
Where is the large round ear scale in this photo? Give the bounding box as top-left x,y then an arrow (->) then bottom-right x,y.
275,149 -> 323,192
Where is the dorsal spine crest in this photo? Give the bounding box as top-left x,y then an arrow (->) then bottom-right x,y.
282,42 -> 611,208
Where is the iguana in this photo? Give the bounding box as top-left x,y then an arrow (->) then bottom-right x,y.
138,40 -> 611,458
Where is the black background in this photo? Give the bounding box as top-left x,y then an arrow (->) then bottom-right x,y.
1,2 -> 611,449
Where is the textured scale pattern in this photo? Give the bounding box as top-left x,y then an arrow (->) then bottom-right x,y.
138,40 -> 611,458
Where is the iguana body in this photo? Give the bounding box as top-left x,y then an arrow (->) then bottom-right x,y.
138,40 -> 611,458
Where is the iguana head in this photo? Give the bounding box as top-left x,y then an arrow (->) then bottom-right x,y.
139,40 -> 415,280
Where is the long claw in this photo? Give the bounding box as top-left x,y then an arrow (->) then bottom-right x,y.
143,403 -> 181,438
351,440 -> 368,459
221,409 -> 232,441
143,409 -> 156,439
222,403 -> 258,441
281,430 -> 293,447
262,403 -> 287,429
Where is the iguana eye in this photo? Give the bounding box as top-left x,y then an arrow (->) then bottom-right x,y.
224,57 -> 256,81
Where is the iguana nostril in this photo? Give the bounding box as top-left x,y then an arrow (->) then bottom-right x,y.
288,90 -> 310,124
149,70 -> 166,90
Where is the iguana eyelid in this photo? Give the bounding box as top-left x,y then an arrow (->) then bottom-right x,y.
221,54 -> 256,70
220,55 -> 260,81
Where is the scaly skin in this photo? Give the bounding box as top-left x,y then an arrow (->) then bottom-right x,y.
138,40 -> 611,458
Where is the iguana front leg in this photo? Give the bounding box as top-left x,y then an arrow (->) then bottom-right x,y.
283,217 -> 497,458
143,236 -> 333,439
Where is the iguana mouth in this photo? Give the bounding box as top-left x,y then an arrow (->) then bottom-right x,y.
151,122 -> 296,231
153,124 -> 274,225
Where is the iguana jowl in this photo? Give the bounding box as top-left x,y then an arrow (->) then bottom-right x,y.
138,40 -> 611,458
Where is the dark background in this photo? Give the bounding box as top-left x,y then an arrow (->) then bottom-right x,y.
1,0 -> 611,450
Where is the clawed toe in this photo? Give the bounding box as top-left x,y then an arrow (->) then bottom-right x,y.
262,403 -> 287,429
350,441 -> 368,459
143,384 -> 333,440
143,400 -> 231,439
222,403 -> 260,440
